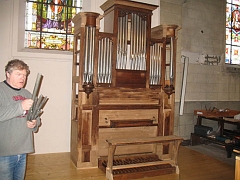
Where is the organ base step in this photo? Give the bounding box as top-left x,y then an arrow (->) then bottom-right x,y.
98,153 -> 176,180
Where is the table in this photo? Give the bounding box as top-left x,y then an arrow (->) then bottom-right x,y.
191,109 -> 240,158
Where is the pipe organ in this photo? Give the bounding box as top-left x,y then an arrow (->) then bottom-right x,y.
71,0 -> 180,178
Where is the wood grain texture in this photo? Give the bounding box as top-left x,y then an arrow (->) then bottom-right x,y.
25,146 -> 235,180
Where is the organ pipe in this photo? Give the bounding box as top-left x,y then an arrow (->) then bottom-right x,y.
73,10 -> 177,98
83,26 -> 95,83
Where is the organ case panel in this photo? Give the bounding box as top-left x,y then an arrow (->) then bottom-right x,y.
70,0 -> 179,174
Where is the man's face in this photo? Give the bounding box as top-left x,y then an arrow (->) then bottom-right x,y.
6,69 -> 27,89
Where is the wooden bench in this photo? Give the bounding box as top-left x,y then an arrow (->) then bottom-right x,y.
105,135 -> 183,180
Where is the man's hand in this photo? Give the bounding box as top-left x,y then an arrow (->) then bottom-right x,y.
22,99 -> 33,111
27,120 -> 37,128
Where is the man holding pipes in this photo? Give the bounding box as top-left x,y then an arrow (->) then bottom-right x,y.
0,59 -> 41,180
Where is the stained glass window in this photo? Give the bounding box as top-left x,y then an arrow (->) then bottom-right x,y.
25,0 -> 82,51
226,0 -> 240,65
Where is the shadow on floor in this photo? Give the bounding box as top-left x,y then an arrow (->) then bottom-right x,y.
185,143 -> 238,166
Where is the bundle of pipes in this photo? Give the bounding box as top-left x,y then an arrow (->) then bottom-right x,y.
117,13 -> 128,69
98,37 -> 113,83
27,73 -> 48,121
116,12 -> 147,70
150,43 -> 162,85
129,13 -> 147,71
83,26 -> 95,84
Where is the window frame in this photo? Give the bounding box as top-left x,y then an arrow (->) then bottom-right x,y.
10,0 -> 72,62
226,0 -> 240,66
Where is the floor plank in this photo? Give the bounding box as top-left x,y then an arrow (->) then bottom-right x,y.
25,146 -> 235,180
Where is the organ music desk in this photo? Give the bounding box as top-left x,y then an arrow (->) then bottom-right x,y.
191,109 -> 240,158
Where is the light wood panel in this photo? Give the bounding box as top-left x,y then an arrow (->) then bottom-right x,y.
25,146 -> 234,180
71,1 -> 178,171
235,156 -> 240,180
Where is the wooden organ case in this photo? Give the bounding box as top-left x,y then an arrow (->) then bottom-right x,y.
71,0 -> 182,179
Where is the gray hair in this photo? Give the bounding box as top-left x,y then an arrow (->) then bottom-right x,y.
5,59 -> 30,75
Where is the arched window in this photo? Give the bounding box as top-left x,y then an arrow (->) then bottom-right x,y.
226,0 -> 240,65
25,0 -> 82,51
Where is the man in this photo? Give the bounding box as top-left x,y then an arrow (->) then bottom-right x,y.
0,59 -> 41,180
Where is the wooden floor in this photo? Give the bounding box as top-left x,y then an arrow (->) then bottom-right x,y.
25,146 -> 235,180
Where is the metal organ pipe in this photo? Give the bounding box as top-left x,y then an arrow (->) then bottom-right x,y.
128,13 -> 147,70
117,13 -> 129,69
150,45 -> 153,84
104,38 -> 109,83
130,13 -> 135,70
96,11 -> 163,86
83,26 -> 95,83
134,13 -> 137,70
108,39 -> 112,83
170,37 -> 174,85
83,27 -> 89,83
142,19 -> 147,70
150,43 -> 162,85
97,37 -> 113,83
135,14 -> 140,70
117,16 -> 122,69
138,16 -> 143,70
140,14 -> 147,70
116,13 -> 147,71
89,27 -> 94,79
123,14 -> 128,69
97,38 -> 102,83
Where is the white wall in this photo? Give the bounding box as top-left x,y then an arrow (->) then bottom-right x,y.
0,0 -> 160,154
160,0 -> 240,102
159,0 -> 240,140
82,0 -> 160,32
0,0 -> 72,154
2,0 -> 237,154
